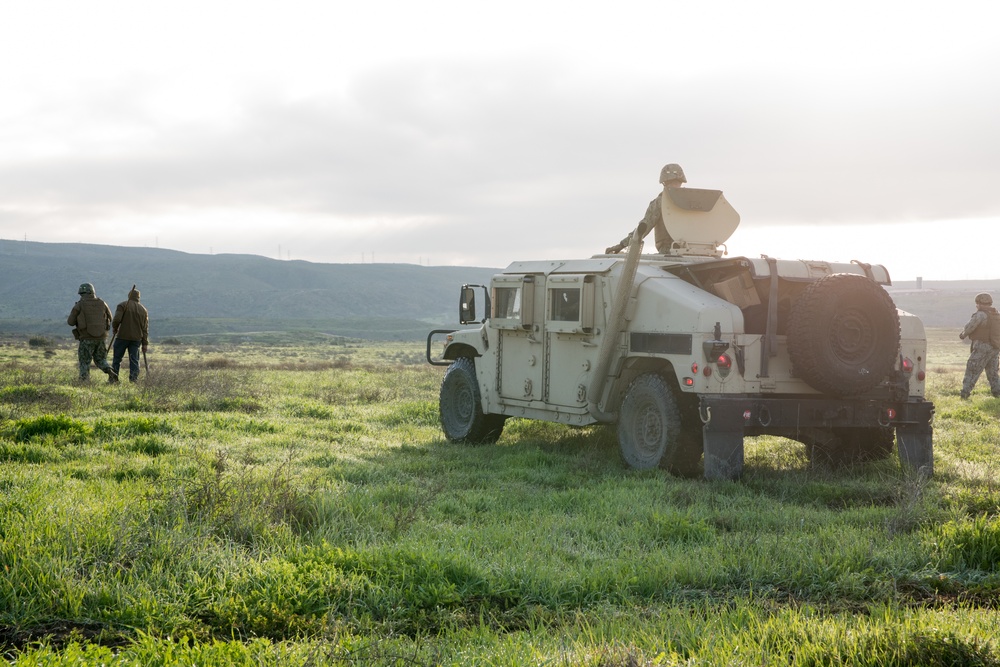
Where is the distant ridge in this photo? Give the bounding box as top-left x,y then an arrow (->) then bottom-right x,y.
2,240 -> 997,339
0,240 -> 498,340
886,280 -> 1000,328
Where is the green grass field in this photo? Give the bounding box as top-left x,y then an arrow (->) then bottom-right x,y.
1,330 -> 999,666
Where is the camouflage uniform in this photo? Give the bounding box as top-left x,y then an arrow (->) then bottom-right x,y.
959,294 -> 1000,399
77,339 -> 113,379
67,283 -> 118,382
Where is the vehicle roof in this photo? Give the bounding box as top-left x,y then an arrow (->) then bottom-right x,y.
502,255 -> 891,284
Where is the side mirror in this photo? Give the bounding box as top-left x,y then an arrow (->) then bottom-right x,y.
459,287 -> 477,324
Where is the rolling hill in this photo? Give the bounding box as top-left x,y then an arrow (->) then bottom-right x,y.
1,239 -> 997,340
0,240 -> 498,340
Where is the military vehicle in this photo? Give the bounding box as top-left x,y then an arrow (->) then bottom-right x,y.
426,176 -> 934,480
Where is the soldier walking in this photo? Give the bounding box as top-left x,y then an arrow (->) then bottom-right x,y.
67,283 -> 118,382
959,292 -> 1000,399
111,287 -> 149,383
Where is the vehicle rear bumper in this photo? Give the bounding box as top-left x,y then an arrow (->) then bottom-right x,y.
695,394 -> 934,480
697,394 -> 934,433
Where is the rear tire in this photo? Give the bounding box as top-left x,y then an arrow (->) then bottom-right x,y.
439,357 -> 505,444
803,427 -> 894,467
617,374 -> 698,473
834,427 -> 895,463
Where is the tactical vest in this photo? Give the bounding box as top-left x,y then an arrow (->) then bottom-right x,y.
76,297 -> 111,339
970,307 -> 1000,348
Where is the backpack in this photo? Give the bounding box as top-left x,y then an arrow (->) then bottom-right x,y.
990,309 -> 1000,349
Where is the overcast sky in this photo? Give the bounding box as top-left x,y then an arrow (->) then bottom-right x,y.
2,1 -> 998,280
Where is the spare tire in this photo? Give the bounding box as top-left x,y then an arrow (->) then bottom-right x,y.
787,273 -> 900,396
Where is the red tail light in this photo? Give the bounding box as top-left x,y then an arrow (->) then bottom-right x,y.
716,353 -> 732,378
901,357 -> 914,374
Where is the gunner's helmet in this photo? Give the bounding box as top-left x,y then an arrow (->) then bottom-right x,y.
659,163 -> 687,185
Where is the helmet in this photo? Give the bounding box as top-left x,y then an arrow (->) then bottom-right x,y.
659,163 -> 687,185
78,283 -> 94,295
975,292 -> 993,306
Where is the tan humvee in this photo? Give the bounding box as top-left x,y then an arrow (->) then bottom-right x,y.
427,180 -> 934,480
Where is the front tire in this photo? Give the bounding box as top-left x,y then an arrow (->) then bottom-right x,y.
439,357 -> 505,444
617,373 -> 692,472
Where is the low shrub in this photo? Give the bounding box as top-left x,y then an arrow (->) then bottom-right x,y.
108,434 -> 174,457
93,416 -> 172,438
933,514 -> 1000,572
13,414 -> 89,443
163,449 -> 316,546
0,384 -> 45,403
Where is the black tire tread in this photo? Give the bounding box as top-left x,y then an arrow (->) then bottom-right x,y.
788,274 -> 900,396
439,357 -> 505,444
803,427 -> 895,467
617,373 -> 699,474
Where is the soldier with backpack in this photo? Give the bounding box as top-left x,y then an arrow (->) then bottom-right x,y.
959,292 -> 1000,399
67,283 -> 118,383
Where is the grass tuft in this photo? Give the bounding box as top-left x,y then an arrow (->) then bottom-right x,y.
933,514 -> 1000,572
161,449 -> 317,546
12,414 -> 89,443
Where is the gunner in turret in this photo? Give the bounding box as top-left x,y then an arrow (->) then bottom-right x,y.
605,163 -> 686,255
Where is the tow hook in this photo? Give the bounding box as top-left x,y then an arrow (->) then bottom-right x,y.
700,405 -> 712,425
757,405 -> 772,427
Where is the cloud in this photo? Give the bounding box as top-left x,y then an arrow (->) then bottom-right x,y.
2,48 -> 999,269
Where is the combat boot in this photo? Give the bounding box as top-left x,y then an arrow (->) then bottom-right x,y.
103,367 -> 119,383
